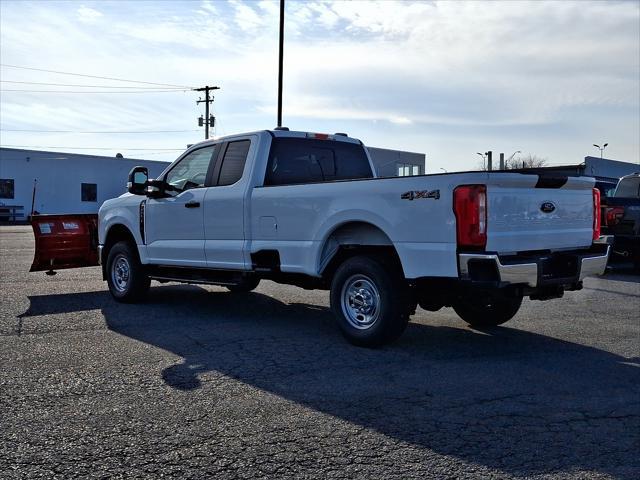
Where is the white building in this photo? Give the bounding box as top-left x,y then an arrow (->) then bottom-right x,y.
0,143 -> 426,221
0,148 -> 169,218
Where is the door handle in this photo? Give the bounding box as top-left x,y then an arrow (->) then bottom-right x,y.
184,201 -> 200,208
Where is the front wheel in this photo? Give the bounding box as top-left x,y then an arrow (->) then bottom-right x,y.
106,241 -> 150,303
453,291 -> 522,328
330,255 -> 409,348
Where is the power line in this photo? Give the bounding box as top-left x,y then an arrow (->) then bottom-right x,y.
0,80 -> 188,89
0,64 -> 193,89
1,129 -> 199,134
1,144 -> 185,151
1,88 -> 189,94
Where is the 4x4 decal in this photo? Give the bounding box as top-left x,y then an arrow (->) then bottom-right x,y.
401,189 -> 440,201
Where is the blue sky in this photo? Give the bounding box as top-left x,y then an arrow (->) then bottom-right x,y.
1,0 -> 638,171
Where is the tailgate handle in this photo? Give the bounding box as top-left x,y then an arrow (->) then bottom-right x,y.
185,201 -> 200,208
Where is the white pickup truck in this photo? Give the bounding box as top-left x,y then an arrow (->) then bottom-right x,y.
31,129 -> 609,346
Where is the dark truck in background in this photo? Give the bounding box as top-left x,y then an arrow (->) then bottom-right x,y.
601,173 -> 640,271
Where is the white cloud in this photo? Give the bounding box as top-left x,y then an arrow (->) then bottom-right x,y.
389,116 -> 412,125
1,0 -> 638,169
199,0 -> 219,16
230,0 -> 266,32
76,5 -> 103,24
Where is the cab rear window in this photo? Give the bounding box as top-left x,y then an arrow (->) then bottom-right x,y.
264,138 -> 372,186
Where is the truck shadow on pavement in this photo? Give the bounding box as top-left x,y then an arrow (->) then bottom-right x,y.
20,284 -> 640,478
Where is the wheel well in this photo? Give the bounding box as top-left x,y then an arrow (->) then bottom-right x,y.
319,222 -> 404,282
102,224 -> 137,279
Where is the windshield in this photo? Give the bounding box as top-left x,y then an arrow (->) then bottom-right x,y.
614,176 -> 640,198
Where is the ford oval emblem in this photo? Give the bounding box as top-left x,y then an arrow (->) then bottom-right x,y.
540,202 -> 556,213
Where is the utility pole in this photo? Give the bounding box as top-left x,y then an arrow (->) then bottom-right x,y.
277,0 -> 285,127
194,85 -> 220,139
486,151 -> 493,171
499,153 -> 505,170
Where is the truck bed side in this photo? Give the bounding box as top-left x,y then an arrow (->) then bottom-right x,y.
249,171 -> 596,279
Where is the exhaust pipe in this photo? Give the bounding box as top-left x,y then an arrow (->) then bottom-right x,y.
613,250 -> 630,257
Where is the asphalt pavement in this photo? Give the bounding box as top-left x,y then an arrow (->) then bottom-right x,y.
1,225 -> 639,479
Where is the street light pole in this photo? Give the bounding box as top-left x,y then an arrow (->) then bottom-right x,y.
507,150 -> 521,163
593,143 -> 608,159
476,152 -> 486,170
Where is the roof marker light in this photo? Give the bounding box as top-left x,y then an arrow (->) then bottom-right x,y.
306,132 -> 333,140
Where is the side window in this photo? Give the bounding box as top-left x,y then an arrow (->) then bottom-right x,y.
397,163 -> 421,177
165,145 -> 215,194
0,179 -> 15,199
265,138 -> 372,186
217,140 -> 250,186
81,183 -> 97,202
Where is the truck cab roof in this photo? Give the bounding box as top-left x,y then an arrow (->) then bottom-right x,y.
188,129 -> 363,151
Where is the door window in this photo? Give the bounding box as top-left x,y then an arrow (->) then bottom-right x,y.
217,140 -> 250,186
165,146 -> 215,194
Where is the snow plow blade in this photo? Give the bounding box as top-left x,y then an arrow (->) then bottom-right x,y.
30,214 -> 99,273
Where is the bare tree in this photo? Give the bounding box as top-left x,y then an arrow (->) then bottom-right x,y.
505,154 -> 548,170
477,154 -> 548,171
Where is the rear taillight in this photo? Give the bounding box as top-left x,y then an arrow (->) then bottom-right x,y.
592,188 -> 601,241
454,185 -> 487,250
604,206 -> 624,226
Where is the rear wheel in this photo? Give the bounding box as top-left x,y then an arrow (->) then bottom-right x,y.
106,241 -> 150,303
330,255 -> 409,347
226,277 -> 260,293
453,291 -> 522,327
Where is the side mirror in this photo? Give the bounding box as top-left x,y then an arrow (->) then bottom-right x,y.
146,178 -> 168,198
127,166 -> 148,195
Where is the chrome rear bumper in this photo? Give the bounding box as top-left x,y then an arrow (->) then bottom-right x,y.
458,244 -> 610,288
578,247 -> 610,281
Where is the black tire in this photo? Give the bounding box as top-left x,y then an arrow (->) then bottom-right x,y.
453,291 -> 522,328
106,241 -> 150,303
226,277 -> 260,293
330,255 -> 410,348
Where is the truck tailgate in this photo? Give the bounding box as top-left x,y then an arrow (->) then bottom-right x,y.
486,174 -> 595,253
